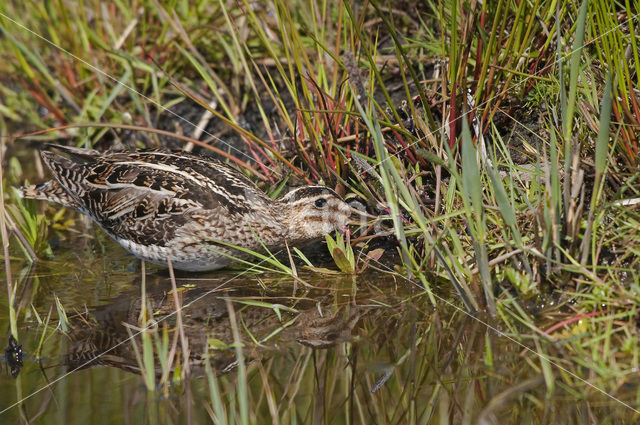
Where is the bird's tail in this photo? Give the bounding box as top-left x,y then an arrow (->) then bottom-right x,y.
20,180 -> 77,208
20,182 -> 49,200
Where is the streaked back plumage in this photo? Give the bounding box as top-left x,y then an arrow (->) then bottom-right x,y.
21,144 -> 357,271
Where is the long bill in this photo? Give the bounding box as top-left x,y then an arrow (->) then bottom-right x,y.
347,206 -> 377,225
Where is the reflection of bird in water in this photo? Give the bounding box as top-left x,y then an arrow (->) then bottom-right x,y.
283,306 -> 361,349
62,277 -> 364,375
21,144 -> 369,271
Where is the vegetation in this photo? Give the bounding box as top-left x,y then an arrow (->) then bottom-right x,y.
0,0 -> 639,423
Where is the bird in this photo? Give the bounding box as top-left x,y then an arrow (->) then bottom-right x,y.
21,144 -> 368,272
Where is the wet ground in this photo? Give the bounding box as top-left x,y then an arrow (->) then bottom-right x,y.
0,141 -> 638,424
1,228 -> 639,424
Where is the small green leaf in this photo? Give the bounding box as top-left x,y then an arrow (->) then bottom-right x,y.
208,338 -> 231,350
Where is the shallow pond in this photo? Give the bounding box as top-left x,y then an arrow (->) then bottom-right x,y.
1,228 -> 639,424
0,145 -> 637,425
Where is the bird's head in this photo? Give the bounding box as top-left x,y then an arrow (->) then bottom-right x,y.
277,186 -> 369,242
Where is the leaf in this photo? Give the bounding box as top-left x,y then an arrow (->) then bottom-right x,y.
54,295 -> 69,333
208,338 -> 231,350
366,248 -> 385,262
359,248 -> 385,272
595,71 -> 613,175
301,265 -> 341,275
461,116 -> 482,218
332,248 -> 355,273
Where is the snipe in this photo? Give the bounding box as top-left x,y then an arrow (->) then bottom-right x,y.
21,144 -> 365,271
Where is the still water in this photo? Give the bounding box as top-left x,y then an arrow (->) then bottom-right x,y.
1,215 -> 639,424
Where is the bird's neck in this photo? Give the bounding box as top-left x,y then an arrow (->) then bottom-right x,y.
270,201 -> 296,241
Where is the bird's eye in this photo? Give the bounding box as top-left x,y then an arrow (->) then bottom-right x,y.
314,198 -> 327,208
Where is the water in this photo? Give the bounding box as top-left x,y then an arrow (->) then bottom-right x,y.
1,234 -> 638,424
1,149 -> 639,423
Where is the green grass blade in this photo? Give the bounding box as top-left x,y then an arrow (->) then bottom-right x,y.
595,71 -> 613,177
563,0 -> 589,142
461,117 -> 495,315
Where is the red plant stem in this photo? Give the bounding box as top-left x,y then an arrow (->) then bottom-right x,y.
544,309 -> 610,335
27,85 -> 67,125
16,123 -> 270,180
625,71 -> 640,126
62,60 -> 77,88
449,81 -> 458,149
472,6 -> 486,93
390,129 -> 418,164
612,101 -> 636,163
248,147 -> 272,179
618,92 -> 639,158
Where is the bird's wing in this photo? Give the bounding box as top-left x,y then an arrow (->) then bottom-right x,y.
40,148 -> 267,246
